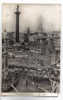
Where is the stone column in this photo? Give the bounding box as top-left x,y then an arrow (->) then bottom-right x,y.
15,5 -> 20,42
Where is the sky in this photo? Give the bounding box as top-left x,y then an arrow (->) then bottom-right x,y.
2,4 -> 61,33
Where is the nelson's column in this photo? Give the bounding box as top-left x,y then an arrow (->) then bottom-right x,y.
15,5 -> 21,42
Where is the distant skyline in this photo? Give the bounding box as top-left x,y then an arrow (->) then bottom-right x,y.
2,4 -> 61,33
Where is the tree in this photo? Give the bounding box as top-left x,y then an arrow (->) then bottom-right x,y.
8,32 -> 14,45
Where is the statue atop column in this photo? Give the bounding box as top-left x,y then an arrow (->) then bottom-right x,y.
15,5 -> 21,42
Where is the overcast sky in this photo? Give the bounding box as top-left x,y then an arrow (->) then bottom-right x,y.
2,4 -> 61,33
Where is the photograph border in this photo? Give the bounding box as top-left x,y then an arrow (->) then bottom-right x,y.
0,0 -> 62,98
